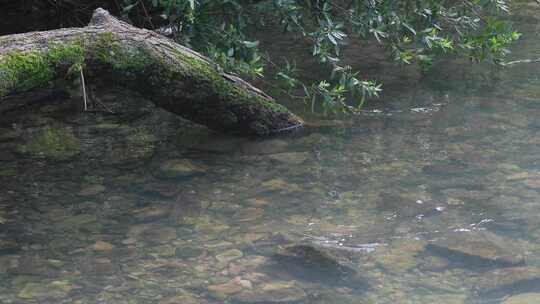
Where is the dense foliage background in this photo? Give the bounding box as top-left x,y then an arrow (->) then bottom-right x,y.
1,0 -> 520,113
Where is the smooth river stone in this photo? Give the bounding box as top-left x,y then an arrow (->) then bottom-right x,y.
504,293 -> 540,304
132,205 -> 172,222
90,240 -> 114,252
215,249 -> 243,263
268,152 -> 310,165
425,231 -> 526,270
18,281 -> 73,300
506,172 -> 531,181
232,281 -> 307,303
208,280 -> 244,298
159,293 -> 206,304
158,159 -> 206,178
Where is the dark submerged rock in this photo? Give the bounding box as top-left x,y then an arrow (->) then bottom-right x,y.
474,267 -> 540,300
425,243 -> 523,270
269,245 -> 368,290
423,232 -> 526,271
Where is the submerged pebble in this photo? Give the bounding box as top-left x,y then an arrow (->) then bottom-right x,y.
232,281 -> 307,303
159,293 -> 207,304
89,240 -> 114,252
157,159 -> 206,178
215,249 -> 244,263
207,280 -> 245,298
78,184 -> 106,196
132,204 -> 172,222
18,281 -> 73,300
268,152 -> 310,165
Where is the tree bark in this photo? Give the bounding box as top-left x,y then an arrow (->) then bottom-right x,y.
0,8 -> 303,135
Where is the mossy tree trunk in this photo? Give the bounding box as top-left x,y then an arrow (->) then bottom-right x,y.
0,8 -> 303,135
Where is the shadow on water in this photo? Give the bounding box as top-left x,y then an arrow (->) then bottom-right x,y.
424,244 -> 525,271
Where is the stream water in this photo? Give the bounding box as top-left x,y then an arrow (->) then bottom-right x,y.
1,4 -> 540,304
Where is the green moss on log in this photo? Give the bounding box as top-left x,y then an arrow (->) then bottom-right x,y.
92,32 -> 152,73
0,42 -> 85,97
92,32 -> 285,114
0,52 -> 52,96
173,51 -> 289,113
48,42 -> 85,68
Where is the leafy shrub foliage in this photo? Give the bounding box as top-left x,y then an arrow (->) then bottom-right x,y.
120,0 -> 519,113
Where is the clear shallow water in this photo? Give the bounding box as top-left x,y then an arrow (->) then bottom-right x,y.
2,5 -> 540,304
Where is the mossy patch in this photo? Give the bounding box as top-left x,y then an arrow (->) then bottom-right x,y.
93,32 -> 152,73
0,42 -> 85,97
47,42 -> 85,71
0,52 -> 52,96
19,127 -> 81,160
0,33 -> 153,98
172,51 -> 289,113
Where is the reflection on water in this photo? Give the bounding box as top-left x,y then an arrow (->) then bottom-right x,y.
2,5 -> 540,304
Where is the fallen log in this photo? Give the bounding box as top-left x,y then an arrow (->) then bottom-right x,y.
0,8 -> 303,135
